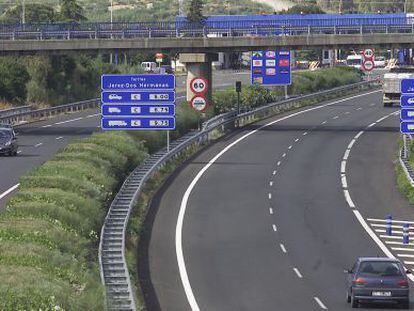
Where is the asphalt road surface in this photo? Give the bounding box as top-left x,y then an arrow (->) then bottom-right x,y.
0,70 -> 251,209
147,90 -> 414,310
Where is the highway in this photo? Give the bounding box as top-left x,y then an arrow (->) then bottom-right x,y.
145,90 -> 414,310
0,70 -> 250,209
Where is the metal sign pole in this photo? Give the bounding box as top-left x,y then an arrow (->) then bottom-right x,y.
284,85 -> 288,99
167,130 -> 170,153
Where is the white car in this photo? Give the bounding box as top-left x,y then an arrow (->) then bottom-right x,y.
108,94 -> 122,100
374,56 -> 386,68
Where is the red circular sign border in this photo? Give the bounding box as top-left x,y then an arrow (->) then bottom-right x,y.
190,95 -> 209,112
190,77 -> 209,95
363,49 -> 375,60
362,59 -> 375,72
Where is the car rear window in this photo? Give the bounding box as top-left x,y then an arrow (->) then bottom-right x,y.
0,130 -> 11,140
358,261 -> 403,277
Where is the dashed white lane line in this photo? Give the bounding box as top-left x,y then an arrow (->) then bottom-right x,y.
272,224 -> 278,232
86,113 -> 100,118
55,136 -> 64,140
295,138 -> 300,142
268,193 -> 272,200
343,149 -> 350,160
176,90 -> 382,311
321,121 -> 327,125
341,174 -> 348,188
343,189 -> 355,208
370,103 -> 376,106
303,132 -> 308,136
272,170 -> 277,175
54,117 -> 83,125
344,111 -> 351,115
34,143 -> 43,148
0,184 -> 19,200
376,116 -> 388,123
314,297 -> 328,310
280,243 -> 287,253
367,122 -> 376,128
288,145 -> 293,150
333,116 -> 339,119
269,181 -> 273,186
293,268 -> 303,278
354,131 -> 364,139
269,208 -> 274,215
356,107 -> 363,111
17,150 -> 22,154
277,161 -> 281,166
282,153 -> 286,158
41,124 -> 52,128
340,161 -> 347,173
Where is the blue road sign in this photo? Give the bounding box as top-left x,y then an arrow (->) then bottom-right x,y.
401,79 -> 414,95
401,95 -> 414,107
101,117 -> 176,130
102,104 -> 175,117
251,50 -> 291,86
101,74 -> 175,91
101,91 -> 176,104
400,121 -> 414,134
401,108 -> 414,121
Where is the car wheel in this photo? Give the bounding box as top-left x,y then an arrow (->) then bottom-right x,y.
350,294 -> 358,308
346,291 -> 351,303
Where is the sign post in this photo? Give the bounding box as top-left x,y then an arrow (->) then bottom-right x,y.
101,74 -> 176,150
236,81 -> 242,114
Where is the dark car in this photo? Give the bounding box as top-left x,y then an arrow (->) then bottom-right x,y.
0,127 -> 18,156
345,257 -> 410,309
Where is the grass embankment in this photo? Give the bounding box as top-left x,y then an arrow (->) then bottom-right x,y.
0,66 -> 362,310
397,140 -> 414,204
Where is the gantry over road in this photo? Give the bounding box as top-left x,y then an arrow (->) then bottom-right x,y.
2,13 -> 414,54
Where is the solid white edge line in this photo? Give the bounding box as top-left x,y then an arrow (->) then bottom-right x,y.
293,267 -> 303,278
347,139 -> 356,149
368,122 -> 376,128
54,117 -> 83,125
354,131 -> 364,140
176,89 -> 381,310
343,149 -> 350,161
34,143 -> 43,148
314,297 -> 328,310
280,243 -> 287,253
0,184 -> 19,200
341,174 -> 348,189
343,189 -> 355,208
341,161 -> 347,174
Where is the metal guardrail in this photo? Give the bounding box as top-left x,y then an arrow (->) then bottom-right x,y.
0,98 -> 99,126
98,79 -> 379,311
0,105 -> 32,119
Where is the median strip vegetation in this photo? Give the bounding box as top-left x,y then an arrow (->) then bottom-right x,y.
0,67 -> 363,309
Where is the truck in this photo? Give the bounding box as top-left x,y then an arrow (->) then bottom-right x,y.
383,67 -> 414,107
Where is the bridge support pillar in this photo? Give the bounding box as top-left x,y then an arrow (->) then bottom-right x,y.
179,53 -> 218,104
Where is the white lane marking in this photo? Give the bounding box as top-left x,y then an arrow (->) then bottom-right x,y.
398,254 -> 414,258
392,247 -> 414,252
295,138 -> 300,142
367,122 -> 376,128
375,229 -> 414,235
343,149 -> 350,160
345,111 -> 351,115
272,224 -> 278,232
321,121 -> 327,125
34,143 -> 43,148
268,193 -> 272,200
54,117 -> 83,125
176,90 -> 382,310
269,181 -> 273,186
41,124 -> 52,128
341,174 -> 348,188
0,184 -> 20,200
385,241 -> 414,246
344,189 -> 355,208
280,243 -> 287,253
354,131 -> 364,140
347,139 -> 356,149
277,161 -> 281,166
370,103 -> 376,106
86,113 -> 100,118
380,235 -> 409,240
404,261 -> 414,265
314,297 -> 328,310
55,136 -> 64,140
333,116 -> 339,119
293,268 -> 303,278
303,132 -> 308,136
282,153 -> 286,158
340,161 -> 347,173
269,208 -> 274,215
376,116 -> 388,123
273,170 -> 277,175
17,150 -> 22,154
372,224 -> 414,229
368,218 -> 414,225
288,145 -> 293,150
356,107 -> 363,111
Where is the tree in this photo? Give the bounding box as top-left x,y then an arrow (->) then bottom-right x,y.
186,0 -> 205,25
59,0 -> 87,22
278,4 -> 325,14
0,57 -> 30,105
2,4 -> 56,24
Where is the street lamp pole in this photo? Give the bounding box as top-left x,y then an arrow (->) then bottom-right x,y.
22,0 -> 25,24
110,0 -> 113,24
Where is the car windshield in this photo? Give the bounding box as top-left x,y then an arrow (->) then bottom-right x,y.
359,261 -> 403,277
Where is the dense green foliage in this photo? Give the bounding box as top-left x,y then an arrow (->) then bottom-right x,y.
0,58 -> 30,105
213,67 -> 362,114
397,140 -> 414,204
292,0 -> 412,13
187,0 -> 206,24
278,3 -> 325,14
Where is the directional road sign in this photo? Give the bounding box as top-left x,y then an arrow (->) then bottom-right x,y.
401,79 -> 414,95
401,108 -> 414,120
101,91 -> 175,104
401,95 -> 414,107
190,77 -> 208,94
251,50 -> 291,86
102,104 -> 175,117
101,117 -> 175,130
190,95 -> 208,112
101,74 -> 175,91
401,121 -> 414,134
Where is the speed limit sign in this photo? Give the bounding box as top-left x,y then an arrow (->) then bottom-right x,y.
190,77 -> 208,94
190,95 -> 208,112
363,49 -> 374,59
362,59 -> 375,72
